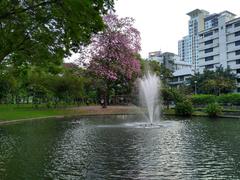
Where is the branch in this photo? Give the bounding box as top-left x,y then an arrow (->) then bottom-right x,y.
0,0 -> 59,20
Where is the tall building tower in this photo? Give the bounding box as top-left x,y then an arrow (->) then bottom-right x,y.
178,9 -> 209,71
198,11 -> 240,92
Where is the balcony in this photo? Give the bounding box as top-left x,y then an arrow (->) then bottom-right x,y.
227,45 -> 240,53
226,34 -> 240,43
227,63 -> 240,70
199,42 -> 219,50
226,25 -> 240,35
227,52 -> 240,61
199,33 -> 219,43
198,49 -> 219,58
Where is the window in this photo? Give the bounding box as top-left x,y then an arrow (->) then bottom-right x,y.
235,41 -> 240,46
205,64 -> 214,69
237,69 -> 240,74
226,24 -> 232,29
205,48 -> 213,53
204,40 -> 213,45
236,50 -> 240,55
180,76 -> 184,81
172,77 -> 178,82
237,88 -> 240,93
237,78 -> 240,83
235,31 -> 240,37
205,56 -> 214,61
236,59 -> 240,64
234,21 -> 240,28
204,31 -> 213,37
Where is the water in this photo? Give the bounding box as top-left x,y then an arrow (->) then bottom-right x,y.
139,71 -> 161,123
1,115 -> 240,179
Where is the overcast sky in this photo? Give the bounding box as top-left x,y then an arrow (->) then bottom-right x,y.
115,0 -> 240,58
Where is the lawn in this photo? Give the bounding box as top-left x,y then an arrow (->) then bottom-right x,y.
0,104 -> 140,121
0,104 -> 70,121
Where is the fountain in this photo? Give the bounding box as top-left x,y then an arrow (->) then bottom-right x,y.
139,71 -> 161,124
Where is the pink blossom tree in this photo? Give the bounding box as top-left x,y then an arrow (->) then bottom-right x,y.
82,14 -> 141,107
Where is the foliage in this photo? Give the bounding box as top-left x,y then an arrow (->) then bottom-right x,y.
189,67 -> 236,95
0,73 -> 17,103
217,93 -> 240,105
161,87 -> 185,108
205,103 -> 222,117
0,64 -> 93,107
175,100 -> 193,116
80,14 -> 141,106
141,60 -> 172,85
161,88 -> 174,108
190,94 -> 216,106
85,14 -> 141,81
0,0 -> 114,68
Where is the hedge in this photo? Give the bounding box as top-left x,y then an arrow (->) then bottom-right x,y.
217,93 -> 240,105
190,94 -> 216,106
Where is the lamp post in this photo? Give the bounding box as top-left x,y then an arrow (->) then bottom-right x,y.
194,81 -> 197,95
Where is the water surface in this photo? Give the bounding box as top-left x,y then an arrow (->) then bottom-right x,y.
0,115 -> 240,179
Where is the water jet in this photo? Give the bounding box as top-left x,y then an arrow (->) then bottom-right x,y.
139,71 -> 161,124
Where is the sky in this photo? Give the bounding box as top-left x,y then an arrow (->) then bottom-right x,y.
114,0 -> 240,58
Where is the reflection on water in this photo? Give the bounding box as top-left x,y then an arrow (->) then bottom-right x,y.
1,115 -> 240,179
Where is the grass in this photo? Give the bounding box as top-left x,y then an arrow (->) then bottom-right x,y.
0,104 -> 140,122
0,104 -> 71,121
1,104 -> 238,122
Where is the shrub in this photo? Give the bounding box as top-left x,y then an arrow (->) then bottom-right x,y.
161,88 -> 185,109
205,103 -> 222,117
171,89 -> 185,103
190,94 -> 216,106
46,101 -> 54,108
175,100 -> 193,116
217,93 -> 240,105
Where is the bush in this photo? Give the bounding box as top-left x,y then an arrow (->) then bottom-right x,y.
175,100 -> 193,116
205,103 -> 222,117
161,88 -> 185,107
190,94 -> 216,106
217,93 -> 240,105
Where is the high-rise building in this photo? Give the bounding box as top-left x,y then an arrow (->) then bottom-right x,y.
198,11 -> 240,92
178,9 -> 209,71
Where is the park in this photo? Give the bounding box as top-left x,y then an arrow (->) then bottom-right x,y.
1,0 -> 240,179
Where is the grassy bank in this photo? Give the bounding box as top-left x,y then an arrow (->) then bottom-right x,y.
163,108 -> 208,116
1,104 -> 239,123
0,104 -> 69,121
0,104 -> 139,122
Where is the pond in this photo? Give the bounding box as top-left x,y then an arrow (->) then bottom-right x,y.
1,115 -> 240,179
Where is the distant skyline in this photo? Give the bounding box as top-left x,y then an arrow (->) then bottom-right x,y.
115,0 -> 240,58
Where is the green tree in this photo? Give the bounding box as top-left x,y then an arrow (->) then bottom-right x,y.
141,60 -> 173,86
0,0 -> 114,67
189,67 -> 236,95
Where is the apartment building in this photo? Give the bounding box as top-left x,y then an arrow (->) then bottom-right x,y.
178,9 -> 209,71
148,51 -> 189,71
148,51 -> 163,62
198,11 -> 240,92
169,68 -> 194,88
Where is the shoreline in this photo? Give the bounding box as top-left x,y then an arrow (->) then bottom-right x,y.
0,105 -> 240,126
0,105 -> 141,126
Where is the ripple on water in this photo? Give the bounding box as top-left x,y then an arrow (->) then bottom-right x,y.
0,116 -> 240,179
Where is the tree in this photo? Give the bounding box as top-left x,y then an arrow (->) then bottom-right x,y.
0,73 -> 17,103
83,14 -> 141,107
189,67 -> 237,95
0,0 -> 114,68
140,59 -> 173,86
